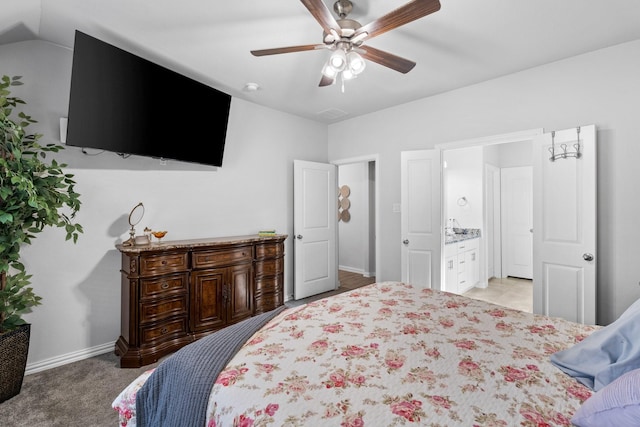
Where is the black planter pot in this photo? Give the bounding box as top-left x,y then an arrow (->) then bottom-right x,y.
0,324 -> 30,403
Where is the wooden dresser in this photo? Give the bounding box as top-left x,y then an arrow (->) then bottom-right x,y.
115,234 -> 286,368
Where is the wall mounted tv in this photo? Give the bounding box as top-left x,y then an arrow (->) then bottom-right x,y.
66,30 -> 232,167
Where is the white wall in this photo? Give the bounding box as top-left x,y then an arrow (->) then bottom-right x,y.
484,141 -> 532,168
1,40 -> 328,371
444,146 -> 483,230
328,39 -> 640,325
338,163 -> 366,273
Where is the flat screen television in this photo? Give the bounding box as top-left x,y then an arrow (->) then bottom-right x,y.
66,30 -> 232,167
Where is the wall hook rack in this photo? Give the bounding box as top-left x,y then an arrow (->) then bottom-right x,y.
549,126 -> 581,161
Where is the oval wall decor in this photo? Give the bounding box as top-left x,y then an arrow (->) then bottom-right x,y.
340,198 -> 351,210
338,185 -> 351,222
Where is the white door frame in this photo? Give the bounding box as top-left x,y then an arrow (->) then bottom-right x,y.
332,154 -> 381,281
484,163 -> 501,281
436,129 -> 544,290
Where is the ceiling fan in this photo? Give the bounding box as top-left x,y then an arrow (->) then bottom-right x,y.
250,0 -> 441,88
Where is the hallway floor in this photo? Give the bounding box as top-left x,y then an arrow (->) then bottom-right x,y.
286,270 -> 376,307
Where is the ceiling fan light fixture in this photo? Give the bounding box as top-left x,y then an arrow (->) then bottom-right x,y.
329,48 -> 347,71
342,68 -> 356,80
322,62 -> 338,78
347,51 -> 366,75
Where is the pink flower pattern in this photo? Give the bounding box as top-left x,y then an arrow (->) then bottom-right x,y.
113,282 -> 599,427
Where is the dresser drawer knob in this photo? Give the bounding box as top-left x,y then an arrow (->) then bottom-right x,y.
161,260 -> 167,265
161,327 -> 168,334
161,282 -> 169,289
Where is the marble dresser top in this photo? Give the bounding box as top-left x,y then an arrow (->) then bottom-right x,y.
116,234 -> 288,254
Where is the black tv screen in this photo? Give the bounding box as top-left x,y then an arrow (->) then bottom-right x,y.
66,31 -> 231,167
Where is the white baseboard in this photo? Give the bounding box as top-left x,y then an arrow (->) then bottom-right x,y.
338,265 -> 364,274
25,342 -> 114,375
339,266 -> 375,278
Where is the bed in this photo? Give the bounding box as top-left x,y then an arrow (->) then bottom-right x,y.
112,281 -> 640,427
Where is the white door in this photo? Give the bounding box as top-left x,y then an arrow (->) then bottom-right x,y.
501,167 -> 533,279
400,150 -> 441,288
533,125 -> 596,324
293,160 -> 338,299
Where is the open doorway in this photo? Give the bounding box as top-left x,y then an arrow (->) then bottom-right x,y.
335,157 -> 378,289
440,135 -> 535,312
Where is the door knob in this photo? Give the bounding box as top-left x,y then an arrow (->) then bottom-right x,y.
402,239 -> 409,245
583,253 -> 594,261
296,234 -> 303,240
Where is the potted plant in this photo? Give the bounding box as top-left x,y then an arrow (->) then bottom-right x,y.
0,75 -> 82,402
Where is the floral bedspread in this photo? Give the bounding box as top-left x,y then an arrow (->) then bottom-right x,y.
114,281 -> 599,426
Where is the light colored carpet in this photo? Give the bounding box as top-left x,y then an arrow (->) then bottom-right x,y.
0,351 -> 158,427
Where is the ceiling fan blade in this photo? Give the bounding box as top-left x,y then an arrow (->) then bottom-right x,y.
353,0 -> 441,42
358,45 -> 416,74
251,44 -> 326,56
319,74 -> 335,87
300,0 -> 341,35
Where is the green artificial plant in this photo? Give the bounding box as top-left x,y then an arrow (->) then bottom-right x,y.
0,75 -> 83,333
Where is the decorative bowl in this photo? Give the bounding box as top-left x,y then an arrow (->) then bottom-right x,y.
152,230 -> 168,240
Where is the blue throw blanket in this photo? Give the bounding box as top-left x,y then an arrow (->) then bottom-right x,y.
136,306 -> 287,427
550,298 -> 640,391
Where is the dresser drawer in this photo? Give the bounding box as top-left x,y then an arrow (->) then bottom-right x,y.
255,242 -> 284,259
140,273 -> 188,300
255,293 -> 283,314
192,246 -> 253,269
140,252 -> 189,276
140,317 -> 188,345
255,257 -> 284,277
139,295 -> 188,325
255,275 -> 283,296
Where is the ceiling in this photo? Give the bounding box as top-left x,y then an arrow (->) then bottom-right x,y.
3,0 -> 640,124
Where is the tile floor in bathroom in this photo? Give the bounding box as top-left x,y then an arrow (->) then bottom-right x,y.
463,276 -> 533,312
